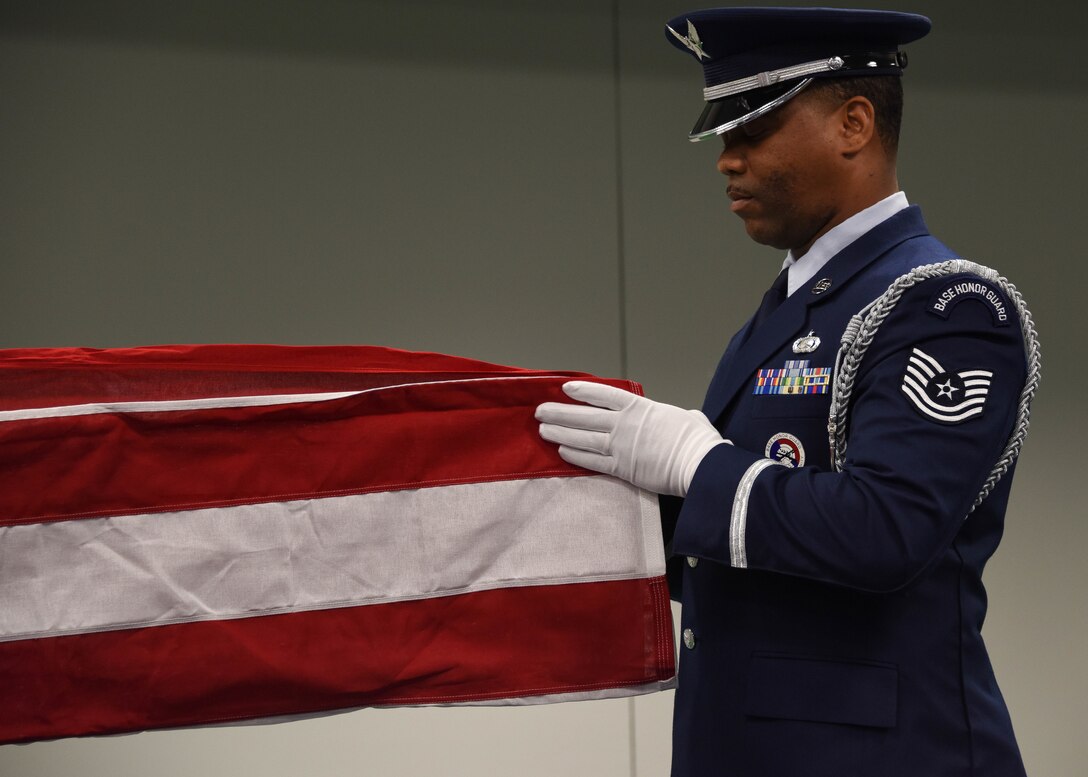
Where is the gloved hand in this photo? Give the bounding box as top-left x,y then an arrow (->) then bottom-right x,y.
535,381 -> 728,497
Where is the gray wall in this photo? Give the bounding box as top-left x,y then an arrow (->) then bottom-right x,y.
2,1 -> 1085,774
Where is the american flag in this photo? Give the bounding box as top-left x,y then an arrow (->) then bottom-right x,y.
0,344 -> 675,743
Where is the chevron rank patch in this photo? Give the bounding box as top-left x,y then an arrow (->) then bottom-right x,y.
753,360 -> 831,395
901,347 -> 992,424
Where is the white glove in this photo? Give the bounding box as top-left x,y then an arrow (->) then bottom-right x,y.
535,381 -> 727,497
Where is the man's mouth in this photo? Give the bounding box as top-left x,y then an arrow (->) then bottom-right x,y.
727,186 -> 754,213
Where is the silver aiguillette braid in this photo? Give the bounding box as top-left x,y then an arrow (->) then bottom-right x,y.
828,260 -> 1041,516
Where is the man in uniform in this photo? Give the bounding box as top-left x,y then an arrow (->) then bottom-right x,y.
536,7 -> 1036,776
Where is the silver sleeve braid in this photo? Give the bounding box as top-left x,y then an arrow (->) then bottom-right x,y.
828,259 -> 1042,516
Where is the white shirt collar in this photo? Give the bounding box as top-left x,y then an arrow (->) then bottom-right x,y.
782,191 -> 909,297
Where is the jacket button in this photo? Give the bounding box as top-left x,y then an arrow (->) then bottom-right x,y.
686,556 -> 699,568
682,628 -> 696,650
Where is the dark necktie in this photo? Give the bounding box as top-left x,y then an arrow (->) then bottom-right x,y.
747,267 -> 790,338
701,266 -> 791,417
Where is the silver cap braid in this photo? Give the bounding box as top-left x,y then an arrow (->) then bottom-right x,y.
828,260 -> 1042,515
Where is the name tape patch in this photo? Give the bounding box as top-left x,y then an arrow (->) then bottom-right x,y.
929,278 -> 1010,326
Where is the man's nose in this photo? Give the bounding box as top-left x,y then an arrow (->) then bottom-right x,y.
717,146 -> 745,176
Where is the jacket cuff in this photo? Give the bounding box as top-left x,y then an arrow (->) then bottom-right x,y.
672,443 -> 780,568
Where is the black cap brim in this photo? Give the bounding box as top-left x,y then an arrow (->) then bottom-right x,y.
689,79 -> 812,141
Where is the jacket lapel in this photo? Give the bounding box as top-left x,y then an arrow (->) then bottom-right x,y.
702,206 -> 931,424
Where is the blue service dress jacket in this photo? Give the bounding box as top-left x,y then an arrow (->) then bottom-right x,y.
664,206 -> 1029,777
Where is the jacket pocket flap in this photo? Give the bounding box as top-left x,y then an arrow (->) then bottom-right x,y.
744,654 -> 898,728
750,393 -> 829,419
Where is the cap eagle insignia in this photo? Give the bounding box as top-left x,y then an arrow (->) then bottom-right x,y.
667,19 -> 709,60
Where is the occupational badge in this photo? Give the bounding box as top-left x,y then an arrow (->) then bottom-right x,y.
765,433 -> 805,468
901,347 -> 992,424
792,331 -> 821,354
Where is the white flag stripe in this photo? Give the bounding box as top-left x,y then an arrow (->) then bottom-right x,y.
902,375 -> 987,414
0,375 -> 576,423
436,678 -> 679,706
0,476 -> 661,642
0,391 -> 362,422
219,677 -> 679,724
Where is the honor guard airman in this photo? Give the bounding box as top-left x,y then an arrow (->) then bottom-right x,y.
537,7 -> 1038,776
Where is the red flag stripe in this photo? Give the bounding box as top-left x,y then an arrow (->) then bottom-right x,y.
0,376 -> 638,527
0,577 -> 676,744
0,343 -> 575,411
0,375 -> 579,422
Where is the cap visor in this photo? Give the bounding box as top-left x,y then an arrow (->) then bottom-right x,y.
689,79 -> 812,141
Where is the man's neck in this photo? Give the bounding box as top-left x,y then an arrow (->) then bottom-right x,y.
791,176 -> 899,258
782,192 -> 910,296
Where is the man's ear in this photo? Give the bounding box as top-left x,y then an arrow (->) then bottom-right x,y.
838,95 -> 877,156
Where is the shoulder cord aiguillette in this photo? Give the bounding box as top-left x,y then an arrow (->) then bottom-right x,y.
828,259 -> 1042,515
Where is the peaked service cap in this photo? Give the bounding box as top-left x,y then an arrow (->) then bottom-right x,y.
665,7 -> 931,141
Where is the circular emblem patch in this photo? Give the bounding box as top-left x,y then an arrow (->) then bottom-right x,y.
765,433 -> 805,468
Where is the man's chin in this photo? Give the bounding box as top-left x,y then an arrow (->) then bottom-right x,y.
741,219 -> 791,251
